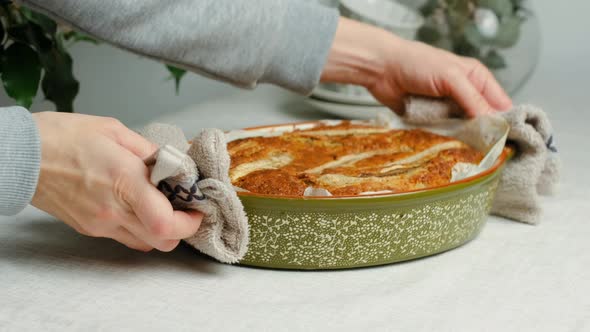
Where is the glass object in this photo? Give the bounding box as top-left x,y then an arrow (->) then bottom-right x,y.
493,5 -> 540,94
409,0 -> 541,95
317,0 -> 540,98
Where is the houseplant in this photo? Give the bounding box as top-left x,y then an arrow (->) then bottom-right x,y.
0,2 -> 184,112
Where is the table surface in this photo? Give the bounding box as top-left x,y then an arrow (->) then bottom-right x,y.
2,6 -> 590,332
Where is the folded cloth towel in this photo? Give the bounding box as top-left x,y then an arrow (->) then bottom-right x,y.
140,124 -> 248,263
404,96 -> 561,224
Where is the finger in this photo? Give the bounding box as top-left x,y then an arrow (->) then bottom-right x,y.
122,210 -> 198,252
112,124 -> 158,160
122,214 -> 180,252
110,226 -> 154,252
445,73 -> 495,117
110,146 -> 203,250
129,180 -> 204,241
368,86 -> 406,115
459,57 -> 513,111
384,97 -> 407,116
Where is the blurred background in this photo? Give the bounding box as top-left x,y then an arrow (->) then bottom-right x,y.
0,0 -> 588,127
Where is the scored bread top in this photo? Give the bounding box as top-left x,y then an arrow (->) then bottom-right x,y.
228,121 -> 483,196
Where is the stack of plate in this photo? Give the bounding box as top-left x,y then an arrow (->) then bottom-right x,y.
306,83 -> 389,120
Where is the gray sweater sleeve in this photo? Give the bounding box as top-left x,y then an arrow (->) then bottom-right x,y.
0,107 -> 41,216
19,0 -> 339,94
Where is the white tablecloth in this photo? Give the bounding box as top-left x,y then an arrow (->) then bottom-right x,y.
2,7 -> 590,332
2,83 -> 588,331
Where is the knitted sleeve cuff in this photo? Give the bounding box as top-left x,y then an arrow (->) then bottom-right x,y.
0,107 -> 41,216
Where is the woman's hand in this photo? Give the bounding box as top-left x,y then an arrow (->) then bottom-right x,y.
321,18 -> 512,116
31,112 -> 203,252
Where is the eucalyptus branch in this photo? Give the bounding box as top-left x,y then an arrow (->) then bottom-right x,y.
418,0 -> 525,70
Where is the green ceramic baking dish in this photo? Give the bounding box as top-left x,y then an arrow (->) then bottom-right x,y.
232,122 -> 511,270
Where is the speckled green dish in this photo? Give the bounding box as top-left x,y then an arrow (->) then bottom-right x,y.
234,123 -> 510,270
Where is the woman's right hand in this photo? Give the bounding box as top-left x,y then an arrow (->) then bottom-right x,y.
321,18 -> 512,116
31,112 -> 203,252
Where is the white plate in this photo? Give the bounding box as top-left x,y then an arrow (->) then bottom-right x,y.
305,98 -> 390,120
312,84 -> 381,106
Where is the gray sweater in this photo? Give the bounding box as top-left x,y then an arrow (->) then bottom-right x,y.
0,0 -> 338,216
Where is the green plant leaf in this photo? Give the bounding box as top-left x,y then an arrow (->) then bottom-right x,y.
71,34 -> 99,44
454,37 -> 481,58
0,42 -> 41,108
6,24 -> 32,45
166,65 -> 186,94
482,49 -> 507,69
511,0 -> 525,9
463,23 -> 484,47
0,19 -> 5,46
447,0 -> 471,15
0,6 -> 80,112
478,0 -> 513,18
62,30 -> 99,45
417,25 -> 441,44
447,8 -> 471,35
40,48 -> 79,113
492,15 -> 521,48
20,7 -> 57,35
434,36 -> 454,51
7,23 -> 53,52
420,0 -> 439,17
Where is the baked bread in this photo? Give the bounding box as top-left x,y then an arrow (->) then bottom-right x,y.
228,121 -> 483,196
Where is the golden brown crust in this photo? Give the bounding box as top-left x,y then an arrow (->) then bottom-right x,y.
234,169 -> 309,196
228,122 -> 483,196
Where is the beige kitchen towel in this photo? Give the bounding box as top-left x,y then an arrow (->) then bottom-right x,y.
404,96 -> 561,224
141,124 -> 248,263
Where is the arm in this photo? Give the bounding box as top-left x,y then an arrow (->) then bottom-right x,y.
20,1 -> 508,115
0,107 -> 41,216
18,0 -> 339,95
